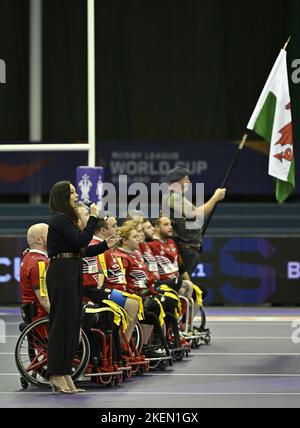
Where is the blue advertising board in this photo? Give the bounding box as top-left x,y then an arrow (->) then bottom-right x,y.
1,236 -> 299,306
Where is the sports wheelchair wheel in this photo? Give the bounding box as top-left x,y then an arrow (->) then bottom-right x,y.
20,377 -> 29,390
199,305 -> 207,331
204,333 -> 211,345
171,349 -> 185,362
192,338 -> 202,348
158,360 -> 167,371
15,318 -> 90,387
130,322 -> 143,354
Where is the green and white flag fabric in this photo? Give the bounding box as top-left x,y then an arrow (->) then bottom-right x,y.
247,49 -> 295,204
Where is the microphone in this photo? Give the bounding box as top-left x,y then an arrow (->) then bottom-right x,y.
83,199 -> 93,208
83,199 -> 108,221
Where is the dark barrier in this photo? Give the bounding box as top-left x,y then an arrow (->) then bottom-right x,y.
0,236 -> 299,306
0,237 -> 26,304
192,237 -> 300,305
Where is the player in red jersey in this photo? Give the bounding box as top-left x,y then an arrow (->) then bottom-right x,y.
148,217 -> 204,328
77,206 -> 142,343
148,217 -> 194,297
139,219 -> 160,286
114,224 -> 150,295
20,224 -> 50,321
116,220 -> 168,345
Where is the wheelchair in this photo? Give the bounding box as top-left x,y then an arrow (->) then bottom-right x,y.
154,288 -> 191,362
179,296 -> 211,347
139,296 -> 173,371
15,302 -> 143,389
15,316 -> 90,390
80,303 -> 131,385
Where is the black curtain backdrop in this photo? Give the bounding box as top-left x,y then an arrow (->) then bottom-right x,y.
288,0 -> 300,142
0,0 -> 29,141
0,0 -> 299,143
94,0 -> 288,142
42,0 -> 299,143
43,0 -> 87,141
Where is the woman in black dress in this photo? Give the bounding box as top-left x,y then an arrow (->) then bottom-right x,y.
46,181 -> 119,393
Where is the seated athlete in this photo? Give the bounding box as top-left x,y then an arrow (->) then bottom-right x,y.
139,219 -> 160,285
20,224 -> 50,321
148,217 -> 203,326
77,206 -> 142,343
115,220 -> 167,346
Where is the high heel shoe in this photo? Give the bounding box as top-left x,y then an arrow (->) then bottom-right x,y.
50,376 -> 75,394
64,375 -> 85,393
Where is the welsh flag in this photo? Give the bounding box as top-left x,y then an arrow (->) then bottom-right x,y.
247,49 -> 295,204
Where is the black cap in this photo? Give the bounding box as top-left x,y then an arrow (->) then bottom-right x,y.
166,167 -> 191,184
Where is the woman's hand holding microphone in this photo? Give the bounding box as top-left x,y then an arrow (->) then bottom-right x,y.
89,203 -> 98,218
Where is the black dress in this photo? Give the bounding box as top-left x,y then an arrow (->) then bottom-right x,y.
47,214 -> 108,376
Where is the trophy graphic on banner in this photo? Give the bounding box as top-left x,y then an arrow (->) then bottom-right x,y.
78,174 -> 93,201
76,166 -> 105,206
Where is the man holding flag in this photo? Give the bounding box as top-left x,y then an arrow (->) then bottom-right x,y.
247,43 -> 295,204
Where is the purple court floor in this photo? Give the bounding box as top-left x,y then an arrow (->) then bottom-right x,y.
0,306 -> 300,408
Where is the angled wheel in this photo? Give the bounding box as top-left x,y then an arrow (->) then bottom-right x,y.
20,377 -> 29,390
199,305 -> 207,331
99,375 -> 113,385
204,334 -> 211,345
15,318 -> 90,387
158,360 -> 167,371
130,322 -> 144,354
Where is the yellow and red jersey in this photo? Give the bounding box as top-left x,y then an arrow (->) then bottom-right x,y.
20,250 -> 48,320
89,237 -> 127,291
114,247 -> 153,295
139,242 -> 160,284
148,238 -> 180,281
82,238 -> 103,288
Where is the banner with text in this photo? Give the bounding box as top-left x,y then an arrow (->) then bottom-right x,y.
0,141 -> 299,195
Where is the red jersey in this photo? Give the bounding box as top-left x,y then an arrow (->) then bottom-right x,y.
92,237 -> 127,291
114,247 -> 152,295
82,237 -> 102,288
139,242 -> 160,284
19,250 -> 48,320
148,237 -> 180,281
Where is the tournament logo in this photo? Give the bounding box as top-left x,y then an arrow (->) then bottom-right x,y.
78,174 -> 93,200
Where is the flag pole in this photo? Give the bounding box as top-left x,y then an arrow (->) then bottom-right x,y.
283,36 -> 291,51
202,37 -> 291,238
201,133 -> 248,237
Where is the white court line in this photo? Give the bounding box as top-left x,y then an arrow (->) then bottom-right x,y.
144,373 -> 300,377
0,374 -> 29,376
2,315 -> 299,321
209,337 -> 291,340
2,321 -> 288,326
207,322 -> 297,326
2,336 -> 293,340
190,353 -> 300,356
1,352 -> 299,357
3,373 -> 300,377
1,352 -> 299,356
5,322 -> 296,327
4,319 -> 298,323
0,392 -> 300,396
206,318 -> 300,321
3,336 -> 19,339
0,314 -> 20,318
4,323 -> 22,326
